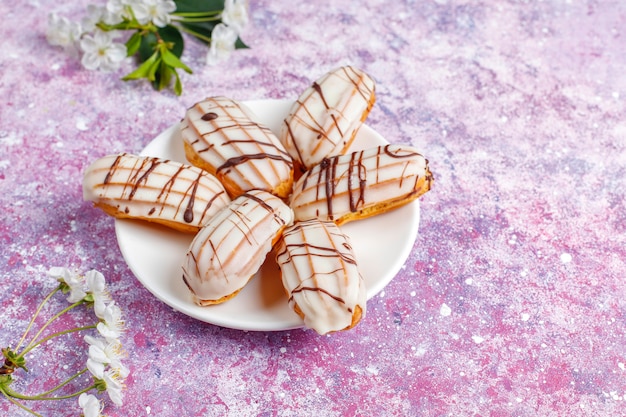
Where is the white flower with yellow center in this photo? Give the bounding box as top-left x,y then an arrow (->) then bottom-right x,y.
133,0 -> 177,27
103,368 -> 125,406
80,30 -> 127,72
97,302 -> 125,342
85,335 -> 128,379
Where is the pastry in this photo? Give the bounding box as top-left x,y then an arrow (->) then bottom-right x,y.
180,96 -> 294,199
279,66 -> 376,175
289,144 -> 433,225
275,219 -> 366,335
83,153 -> 231,232
182,189 -> 294,306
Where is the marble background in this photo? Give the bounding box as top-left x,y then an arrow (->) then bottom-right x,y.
1,0 -> 625,416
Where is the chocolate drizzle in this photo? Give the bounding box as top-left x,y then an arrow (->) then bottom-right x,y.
289,286 -> 349,309
242,191 -> 288,226
103,154 -> 124,184
217,150 -> 294,173
183,172 -> 201,223
129,158 -> 160,199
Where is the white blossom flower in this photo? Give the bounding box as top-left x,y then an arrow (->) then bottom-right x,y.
106,0 -> 130,17
85,269 -> 113,317
80,30 -> 127,72
85,335 -> 128,380
103,368 -> 125,406
81,4 -> 123,32
221,0 -> 249,34
97,302 -> 125,342
78,393 -> 103,417
206,23 -> 238,66
49,267 -> 87,303
133,0 -> 177,27
107,0 -> 147,22
46,13 -> 82,48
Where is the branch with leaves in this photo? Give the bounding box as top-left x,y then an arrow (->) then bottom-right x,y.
46,0 -> 249,95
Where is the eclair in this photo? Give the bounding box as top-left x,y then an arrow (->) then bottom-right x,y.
180,96 -> 294,199
279,66 -> 376,175
182,190 -> 294,306
289,144 -> 433,225
275,219 -> 366,335
82,153 -> 231,233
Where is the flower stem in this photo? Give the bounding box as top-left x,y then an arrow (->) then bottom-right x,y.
14,286 -> 60,352
19,301 -> 84,359
19,325 -> 97,358
35,368 -> 89,397
0,386 -> 44,416
176,25 -> 212,43
1,379 -> 96,401
172,15 -> 222,23
172,11 -> 221,18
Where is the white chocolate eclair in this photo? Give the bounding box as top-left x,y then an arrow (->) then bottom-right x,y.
289,144 -> 433,225
180,96 -> 294,199
275,219 -> 366,335
279,66 -> 376,175
182,190 -> 294,306
83,153 -> 231,233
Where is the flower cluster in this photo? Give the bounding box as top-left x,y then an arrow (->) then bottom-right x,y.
46,0 -> 249,95
0,268 -> 127,417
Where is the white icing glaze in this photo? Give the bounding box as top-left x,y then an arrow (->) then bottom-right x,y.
279,66 -> 375,171
182,189 -> 294,304
180,96 -> 293,197
275,219 -> 366,335
289,144 -> 432,224
82,153 -> 231,230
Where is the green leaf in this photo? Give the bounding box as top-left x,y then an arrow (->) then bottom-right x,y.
146,55 -> 162,82
174,0 -> 224,14
171,67 -> 184,96
235,37 -> 249,50
161,47 -> 193,74
158,25 -> 185,57
122,50 -> 161,81
137,26 -> 184,63
138,31 -> 159,62
157,61 -> 173,91
125,31 -> 143,57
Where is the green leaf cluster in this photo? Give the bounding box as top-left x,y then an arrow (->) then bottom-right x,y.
99,0 -> 248,95
122,25 -> 191,96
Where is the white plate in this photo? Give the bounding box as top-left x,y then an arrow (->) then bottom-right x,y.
114,99 -> 420,331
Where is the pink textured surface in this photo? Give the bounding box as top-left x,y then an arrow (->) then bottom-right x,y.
1,1 -> 626,416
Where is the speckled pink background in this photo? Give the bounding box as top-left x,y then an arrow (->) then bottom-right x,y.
1,1 -> 626,416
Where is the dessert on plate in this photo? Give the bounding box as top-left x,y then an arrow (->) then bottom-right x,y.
182,190 -> 294,306
275,218 -> 366,335
83,153 -> 231,233
279,66 -> 376,176
180,96 -> 294,199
